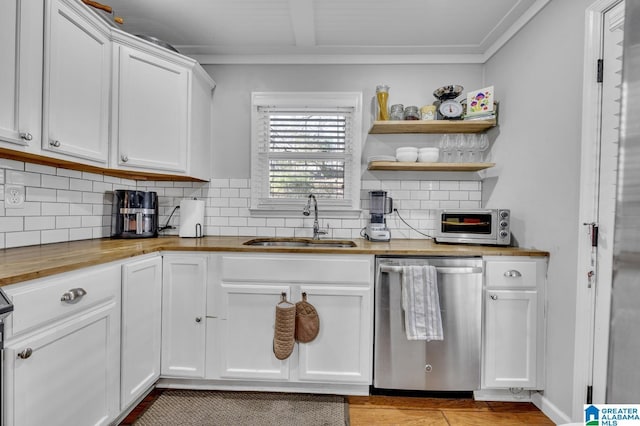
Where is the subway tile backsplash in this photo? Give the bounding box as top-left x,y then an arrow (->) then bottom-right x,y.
0,159 -> 481,249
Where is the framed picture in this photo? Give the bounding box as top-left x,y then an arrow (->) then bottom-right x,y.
466,86 -> 494,117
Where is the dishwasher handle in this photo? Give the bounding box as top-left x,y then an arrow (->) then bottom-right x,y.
379,265 -> 482,275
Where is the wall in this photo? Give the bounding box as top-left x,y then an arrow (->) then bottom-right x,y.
483,0 -> 586,420
205,63 -> 485,178
0,157 -> 481,247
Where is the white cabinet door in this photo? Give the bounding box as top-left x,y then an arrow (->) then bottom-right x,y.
209,253 -> 374,385
483,289 -> 537,389
121,256 -> 162,409
42,0 -> 110,165
215,283 -> 291,380
112,44 -> 189,173
161,254 -> 207,378
0,0 -> 43,152
4,301 -> 120,426
296,285 -> 372,384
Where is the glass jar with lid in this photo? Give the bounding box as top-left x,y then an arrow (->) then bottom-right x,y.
390,104 -> 404,120
404,105 -> 420,120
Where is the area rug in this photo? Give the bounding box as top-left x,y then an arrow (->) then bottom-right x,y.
133,390 -> 349,426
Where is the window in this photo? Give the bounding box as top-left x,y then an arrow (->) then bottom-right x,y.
250,92 -> 362,215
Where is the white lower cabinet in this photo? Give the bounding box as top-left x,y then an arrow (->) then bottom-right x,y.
296,285 -> 371,383
120,256 -> 162,409
2,264 -> 121,426
216,283 -> 291,380
161,254 -> 207,378
208,253 -> 374,386
482,257 -> 547,390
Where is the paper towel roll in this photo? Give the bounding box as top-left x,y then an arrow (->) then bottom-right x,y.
179,199 -> 205,238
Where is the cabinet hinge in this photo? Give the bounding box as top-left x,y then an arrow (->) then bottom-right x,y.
597,59 -> 604,83
587,385 -> 593,404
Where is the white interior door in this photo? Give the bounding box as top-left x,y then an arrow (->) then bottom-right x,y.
573,0 -> 624,418
591,1 -> 624,403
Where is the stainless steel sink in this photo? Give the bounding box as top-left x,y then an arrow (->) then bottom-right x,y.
242,238 -> 357,248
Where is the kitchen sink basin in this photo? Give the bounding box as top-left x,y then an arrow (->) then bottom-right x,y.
242,238 -> 357,248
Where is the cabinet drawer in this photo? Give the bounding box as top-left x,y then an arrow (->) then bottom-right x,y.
220,254 -> 373,284
3,263 -> 120,338
485,260 -> 537,289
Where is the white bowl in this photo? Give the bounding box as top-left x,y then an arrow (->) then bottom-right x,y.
396,151 -> 418,162
396,146 -> 418,153
418,147 -> 439,154
418,147 -> 439,162
418,150 -> 439,162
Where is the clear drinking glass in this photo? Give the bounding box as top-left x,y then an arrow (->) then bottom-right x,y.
477,133 -> 489,161
439,134 -> 454,162
465,134 -> 479,162
455,134 -> 466,163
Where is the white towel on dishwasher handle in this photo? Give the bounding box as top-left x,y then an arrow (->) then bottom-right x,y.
401,265 -> 443,341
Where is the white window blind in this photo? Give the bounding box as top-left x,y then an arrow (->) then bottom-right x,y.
251,92 -> 362,215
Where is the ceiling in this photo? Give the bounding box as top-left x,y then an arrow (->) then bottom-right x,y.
102,0 -> 550,64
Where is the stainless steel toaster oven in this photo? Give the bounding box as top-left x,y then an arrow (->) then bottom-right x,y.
434,209 -> 511,246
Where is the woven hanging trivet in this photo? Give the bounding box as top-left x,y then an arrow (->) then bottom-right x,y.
273,293 -> 296,360
295,292 -> 320,343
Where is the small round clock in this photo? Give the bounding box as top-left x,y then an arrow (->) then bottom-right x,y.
438,99 -> 464,119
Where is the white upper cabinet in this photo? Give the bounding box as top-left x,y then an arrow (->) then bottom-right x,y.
111,42 -> 189,174
0,0 -> 43,152
42,0 -> 111,165
111,32 -> 215,179
2,0 -> 214,180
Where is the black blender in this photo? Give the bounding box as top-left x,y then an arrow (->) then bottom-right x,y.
364,190 -> 393,242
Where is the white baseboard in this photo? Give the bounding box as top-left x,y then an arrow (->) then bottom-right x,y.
474,389 -> 532,402
532,392 -> 573,425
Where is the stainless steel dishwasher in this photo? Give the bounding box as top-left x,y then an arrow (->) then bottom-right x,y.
374,256 -> 483,392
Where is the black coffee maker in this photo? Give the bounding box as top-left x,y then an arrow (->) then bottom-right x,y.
111,190 -> 158,238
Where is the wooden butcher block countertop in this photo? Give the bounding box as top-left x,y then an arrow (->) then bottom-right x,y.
0,236 -> 548,286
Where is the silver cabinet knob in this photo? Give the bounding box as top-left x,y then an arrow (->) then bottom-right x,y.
61,288 -> 87,304
504,270 -> 522,278
20,132 -> 33,141
490,294 -> 498,300
121,154 -> 129,163
18,348 -> 33,359
49,139 -> 61,147
424,364 -> 433,372
195,317 -> 202,323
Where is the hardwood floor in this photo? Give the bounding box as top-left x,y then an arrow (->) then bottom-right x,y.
347,395 -> 555,425
120,390 -> 555,425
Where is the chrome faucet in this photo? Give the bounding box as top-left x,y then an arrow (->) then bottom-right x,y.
303,194 -> 327,239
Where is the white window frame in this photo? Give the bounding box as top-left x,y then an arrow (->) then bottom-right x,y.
250,91 -> 362,217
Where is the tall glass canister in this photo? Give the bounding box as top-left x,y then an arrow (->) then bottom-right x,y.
376,85 -> 390,120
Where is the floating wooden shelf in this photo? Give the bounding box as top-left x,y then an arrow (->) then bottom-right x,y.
367,161 -> 495,172
369,119 -> 496,134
